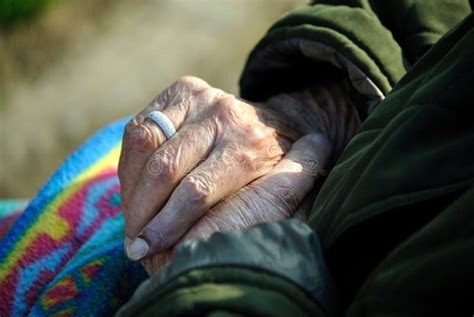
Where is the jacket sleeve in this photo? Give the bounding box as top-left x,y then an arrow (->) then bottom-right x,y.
116,220 -> 337,317
239,0 -> 471,115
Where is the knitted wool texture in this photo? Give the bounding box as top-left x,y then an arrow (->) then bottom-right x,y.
0,118 -> 147,316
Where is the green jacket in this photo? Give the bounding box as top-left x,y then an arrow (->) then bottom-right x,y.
118,1 -> 474,316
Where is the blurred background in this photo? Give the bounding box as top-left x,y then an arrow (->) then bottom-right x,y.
0,0 -> 304,199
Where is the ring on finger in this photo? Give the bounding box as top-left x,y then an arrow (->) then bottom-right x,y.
145,111 -> 177,140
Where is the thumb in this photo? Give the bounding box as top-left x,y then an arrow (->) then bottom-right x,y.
247,133 -> 331,217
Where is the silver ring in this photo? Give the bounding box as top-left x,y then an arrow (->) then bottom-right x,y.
145,111 -> 176,140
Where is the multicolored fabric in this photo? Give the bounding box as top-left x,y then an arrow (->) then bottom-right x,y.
0,200 -> 28,239
0,118 -> 148,316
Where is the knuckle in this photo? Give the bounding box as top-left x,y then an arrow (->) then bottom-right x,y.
180,175 -> 212,205
178,75 -> 200,86
146,149 -> 177,181
153,92 -> 168,109
177,76 -> 209,90
163,76 -> 211,108
213,95 -> 239,122
236,149 -> 258,173
124,120 -> 139,141
219,144 -> 256,175
245,126 -> 269,147
195,87 -> 223,105
125,121 -> 155,154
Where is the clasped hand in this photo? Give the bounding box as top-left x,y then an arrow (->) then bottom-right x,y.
118,76 -> 357,274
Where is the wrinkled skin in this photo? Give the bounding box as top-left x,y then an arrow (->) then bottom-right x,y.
118,76 -> 360,274
139,134 -> 331,275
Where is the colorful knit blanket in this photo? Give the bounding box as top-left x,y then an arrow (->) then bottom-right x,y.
0,200 -> 28,239
0,118 -> 148,316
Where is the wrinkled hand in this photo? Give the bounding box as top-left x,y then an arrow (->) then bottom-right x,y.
120,76 -> 294,259
140,133 -> 330,275
118,75 -> 359,266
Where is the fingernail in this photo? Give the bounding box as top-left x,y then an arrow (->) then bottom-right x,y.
126,237 -> 149,261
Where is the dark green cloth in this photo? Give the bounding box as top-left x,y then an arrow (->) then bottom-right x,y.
118,2 -> 473,316
310,13 -> 474,315
116,220 -> 334,316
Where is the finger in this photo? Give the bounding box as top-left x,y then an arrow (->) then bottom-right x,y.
208,132 -> 331,231
118,105 -> 185,212
118,77 -> 210,208
119,119 -> 161,210
128,143 -> 273,258
195,132 -> 331,234
247,132 -> 331,218
136,76 -> 212,144
124,119 -> 217,242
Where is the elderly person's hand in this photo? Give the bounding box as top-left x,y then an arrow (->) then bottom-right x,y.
139,133 -> 330,275
118,76 -> 359,265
